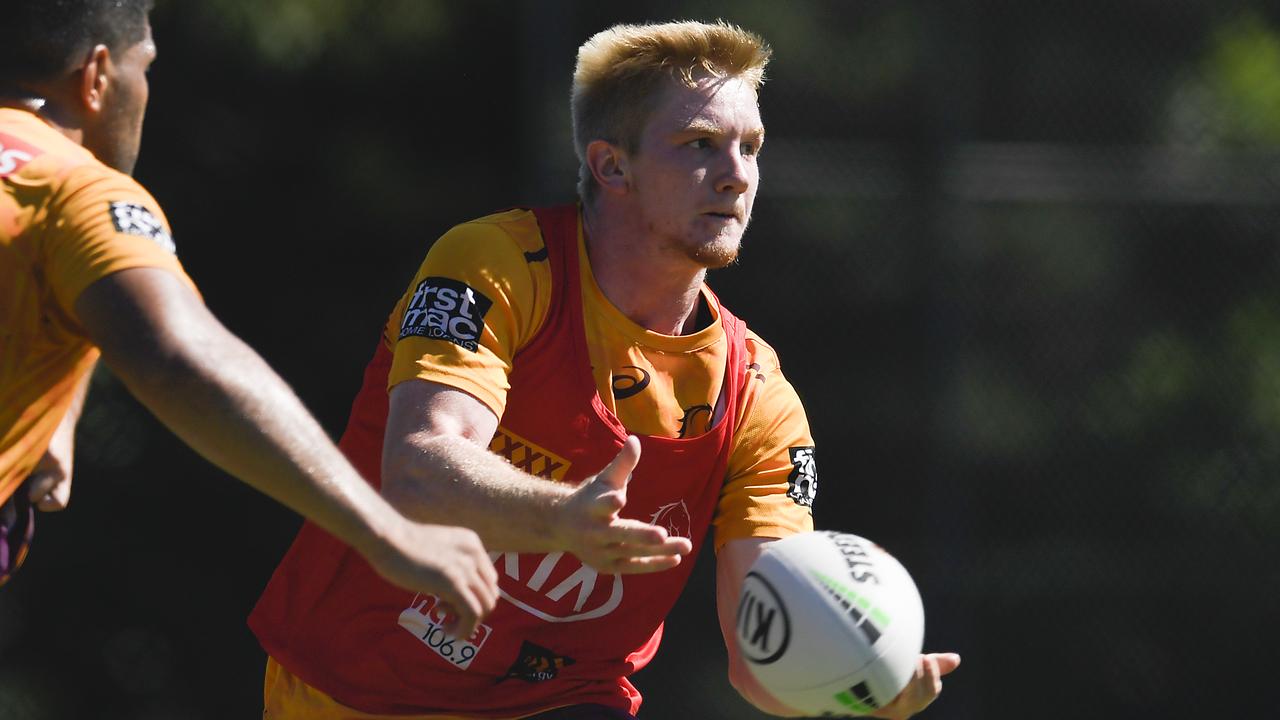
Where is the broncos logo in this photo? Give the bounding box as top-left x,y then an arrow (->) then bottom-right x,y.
500,641 -> 575,683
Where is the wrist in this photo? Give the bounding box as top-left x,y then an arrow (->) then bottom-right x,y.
330,474 -> 405,560
540,484 -> 577,552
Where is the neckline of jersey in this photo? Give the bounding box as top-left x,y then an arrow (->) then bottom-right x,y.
575,219 -> 725,355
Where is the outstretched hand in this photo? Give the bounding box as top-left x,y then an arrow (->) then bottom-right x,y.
363,522 -> 499,640
556,436 -> 693,573
869,652 -> 961,719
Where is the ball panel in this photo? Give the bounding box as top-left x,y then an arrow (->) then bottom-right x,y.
736,531 -> 926,717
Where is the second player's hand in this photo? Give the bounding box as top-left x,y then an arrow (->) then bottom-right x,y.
555,435 -> 693,573
26,447 -> 73,511
361,521 -> 499,639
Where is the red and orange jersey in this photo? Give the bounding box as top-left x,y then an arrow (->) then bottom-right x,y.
0,108 -> 194,504
383,208 -> 815,550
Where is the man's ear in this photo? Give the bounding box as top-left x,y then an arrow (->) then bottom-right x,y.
78,44 -> 112,113
585,139 -> 630,197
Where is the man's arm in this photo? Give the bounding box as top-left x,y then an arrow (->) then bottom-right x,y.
26,361 -> 94,511
73,267 -> 498,636
716,538 -> 961,719
381,378 -> 692,572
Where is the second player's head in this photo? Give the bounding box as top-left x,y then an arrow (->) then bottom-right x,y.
0,0 -> 157,174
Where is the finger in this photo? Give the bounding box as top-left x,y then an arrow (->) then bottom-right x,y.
931,652 -> 961,675
477,551 -> 499,594
440,594 -> 481,640
473,564 -> 499,616
611,553 -> 684,574
609,536 -> 692,559
921,653 -> 942,696
592,436 -> 641,492
599,519 -> 670,547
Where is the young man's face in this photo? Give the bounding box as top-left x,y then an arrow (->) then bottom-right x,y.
84,20 -> 156,175
627,74 -> 764,269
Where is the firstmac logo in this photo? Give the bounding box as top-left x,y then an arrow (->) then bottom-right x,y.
399,276 -> 492,351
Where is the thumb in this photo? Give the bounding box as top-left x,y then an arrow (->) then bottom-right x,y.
932,653 -> 961,675
592,435 -> 641,492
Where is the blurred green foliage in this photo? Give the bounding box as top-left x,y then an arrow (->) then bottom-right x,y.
5,1 -> 1280,718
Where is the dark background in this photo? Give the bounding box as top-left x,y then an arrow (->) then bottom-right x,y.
4,0 -> 1280,717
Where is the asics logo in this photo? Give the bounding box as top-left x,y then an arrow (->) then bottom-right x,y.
611,366 -> 651,399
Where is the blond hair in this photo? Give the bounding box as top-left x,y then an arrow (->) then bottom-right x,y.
571,20 -> 772,202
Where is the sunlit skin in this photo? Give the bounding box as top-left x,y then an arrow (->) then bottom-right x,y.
83,22 -> 156,175
2,17 -> 502,633
0,23 -> 155,176
628,74 -> 763,269
582,72 -> 961,719
584,74 -> 764,335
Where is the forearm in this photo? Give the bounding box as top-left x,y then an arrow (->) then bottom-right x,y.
106,315 -> 397,557
382,431 -> 573,553
717,538 -> 803,716
47,360 -> 94,459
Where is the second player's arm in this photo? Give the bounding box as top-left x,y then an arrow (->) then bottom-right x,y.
25,361 -> 95,511
74,267 -> 498,635
382,377 -> 691,572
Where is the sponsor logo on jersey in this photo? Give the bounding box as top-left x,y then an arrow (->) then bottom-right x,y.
648,499 -> 692,539
498,641 -> 575,683
611,366 -> 650,400
737,571 -> 791,665
398,276 -> 492,351
786,446 -> 817,510
397,592 -> 492,670
490,428 -> 570,480
490,550 -> 624,622
109,202 -> 176,254
0,134 -> 37,177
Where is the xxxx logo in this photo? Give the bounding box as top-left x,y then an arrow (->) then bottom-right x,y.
490,428 -> 570,480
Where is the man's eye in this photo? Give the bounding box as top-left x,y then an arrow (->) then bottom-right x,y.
741,143 -> 759,156
688,138 -> 712,149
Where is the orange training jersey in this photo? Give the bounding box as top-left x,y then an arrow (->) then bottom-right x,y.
384,207 -> 816,549
0,108 -> 193,505
254,205 -> 815,718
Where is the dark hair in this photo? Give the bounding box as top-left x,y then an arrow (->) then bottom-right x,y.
0,0 -> 154,89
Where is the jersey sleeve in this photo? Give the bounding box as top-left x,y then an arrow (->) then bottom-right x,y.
43,165 -> 194,319
385,210 -> 550,418
713,330 -> 817,551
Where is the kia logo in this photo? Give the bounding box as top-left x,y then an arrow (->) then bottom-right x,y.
737,572 -> 790,664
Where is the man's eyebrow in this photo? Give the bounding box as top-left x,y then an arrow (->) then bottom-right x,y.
681,119 -> 766,139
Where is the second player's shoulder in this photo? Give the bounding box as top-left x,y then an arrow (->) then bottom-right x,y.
53,163 -> 175,252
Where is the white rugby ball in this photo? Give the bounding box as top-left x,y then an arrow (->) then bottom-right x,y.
736,531 -> 925,716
